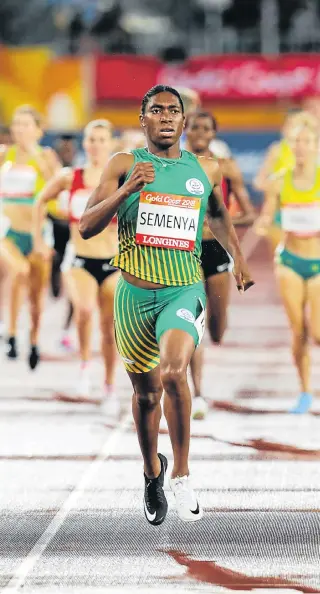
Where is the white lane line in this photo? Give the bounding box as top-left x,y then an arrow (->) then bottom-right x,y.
3,411 -> 132,593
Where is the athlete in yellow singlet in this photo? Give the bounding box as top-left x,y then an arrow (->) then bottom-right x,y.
0,105 -> 60,368
256,117 -> 320,414
253,111 -> 299,252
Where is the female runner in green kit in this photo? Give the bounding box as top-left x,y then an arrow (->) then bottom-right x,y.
79,85 -> 254,527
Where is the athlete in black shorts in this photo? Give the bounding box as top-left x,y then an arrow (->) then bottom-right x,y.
186,110 -> 255,419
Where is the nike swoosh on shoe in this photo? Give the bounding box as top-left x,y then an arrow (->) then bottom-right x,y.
144,499 -> 156,522
191,503 -> 200,515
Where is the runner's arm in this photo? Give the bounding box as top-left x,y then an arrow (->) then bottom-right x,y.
33,147 -> 61,181
227,161 -> 256,226
79,153 -> 133,239
254,178 -> 281,236
33,168 -> 72,249
252,142 -> 280,192
206,166 -> 254,291
205,164 -> 244,261
0,145 -> 7,166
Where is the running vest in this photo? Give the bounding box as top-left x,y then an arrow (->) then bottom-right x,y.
112,148 -> 212,286
69,169 -> 93,223
221,176 -> 231,209
0,145 -> 45,205
68,167 -> 117,225
280,168 -> 320,237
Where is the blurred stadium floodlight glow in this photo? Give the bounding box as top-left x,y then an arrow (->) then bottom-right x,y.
120,13 -> 172,35
196,0 -> 232,9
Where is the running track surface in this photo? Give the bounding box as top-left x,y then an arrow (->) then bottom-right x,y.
1,238 -> 320,594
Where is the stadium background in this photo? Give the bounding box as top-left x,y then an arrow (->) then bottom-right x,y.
2,0 -> 320,202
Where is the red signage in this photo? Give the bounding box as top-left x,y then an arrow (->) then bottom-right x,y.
95,54 -> 320,102
95,55 -> 161,101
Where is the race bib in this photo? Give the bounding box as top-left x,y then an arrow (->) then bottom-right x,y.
0,163 -> 37,198
281,202 -> 320,236
136,191 -> 201,251
70,188 -> 92,221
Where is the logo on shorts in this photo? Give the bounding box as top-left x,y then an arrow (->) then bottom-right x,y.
176,308 -> 195,323
122,357 -> 136,365
74,257 -> 84,268
217,262 -> 230,273
186,178 -> 204,195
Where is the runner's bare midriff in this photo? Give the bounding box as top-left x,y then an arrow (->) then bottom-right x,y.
122,271 -> 169,289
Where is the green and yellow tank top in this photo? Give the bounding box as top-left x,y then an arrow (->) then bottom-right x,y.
0,145 -> 46,205
112,148 -> 212,286
280,167 -> 320,237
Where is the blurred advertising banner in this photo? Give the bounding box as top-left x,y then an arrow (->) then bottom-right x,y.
95,54 -> 320,101
95,55 -> 162,102
0,46 -> 87,129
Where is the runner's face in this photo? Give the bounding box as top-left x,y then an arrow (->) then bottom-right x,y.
83,126 -> 112,162
291,127 -> 318,163
57,140 -> 76,167
186,116 -> 215,152
304,98 -> 320,123
141,92 -> 185,148
11,113 -> 41,146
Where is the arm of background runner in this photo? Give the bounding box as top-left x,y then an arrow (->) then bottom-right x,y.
32,168 -> 72,252
79,152 -> 135,239
205,161 -> 244,259
227,160 -> 256,226
252,142 -> 280,192
0,145 -> 8,166
32,147 -> 61,181
204,161 -> 254,291
254,177 -> 282,237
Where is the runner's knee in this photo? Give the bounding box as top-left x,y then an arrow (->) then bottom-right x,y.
101,321 -> 115,346
160,364 -> 187,396
135,387 -> 162,409
13,269 -> 29,285
312,333 -> 320,346
75,305 -> 93,324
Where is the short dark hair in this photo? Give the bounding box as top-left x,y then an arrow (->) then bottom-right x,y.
186,110 -> 218,132
59,134 -> 74,142
141,85 -> 184,115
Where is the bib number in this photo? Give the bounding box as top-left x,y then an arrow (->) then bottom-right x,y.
136,191 -> 201,251
0,164 -> 37,198
281,204 -> 320,236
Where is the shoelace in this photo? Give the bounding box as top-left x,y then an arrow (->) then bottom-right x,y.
146,475 -> 164,504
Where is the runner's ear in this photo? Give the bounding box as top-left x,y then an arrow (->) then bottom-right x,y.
139,114 -> 146,128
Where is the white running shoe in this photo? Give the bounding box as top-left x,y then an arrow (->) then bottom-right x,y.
192,396 -> 208,420
0,321 -> 5,339
73,366 -> 91,398
101,391 -> 121,418
169,475 -> 203,522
